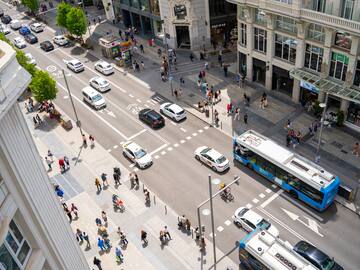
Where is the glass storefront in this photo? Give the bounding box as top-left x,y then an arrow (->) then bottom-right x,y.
347,102 -> 360,127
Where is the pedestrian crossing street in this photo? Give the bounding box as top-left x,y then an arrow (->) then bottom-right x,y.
171,61 -> 206,77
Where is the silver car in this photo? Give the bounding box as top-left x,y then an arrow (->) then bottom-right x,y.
89,76 -> 111,92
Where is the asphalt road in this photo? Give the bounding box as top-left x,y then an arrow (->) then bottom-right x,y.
2,3 -> 360,269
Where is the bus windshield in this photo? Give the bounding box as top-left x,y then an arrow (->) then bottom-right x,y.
321,258 -> 335,270
257,219 -> 271,230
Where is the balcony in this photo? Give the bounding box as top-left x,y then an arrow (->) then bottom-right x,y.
301,9 -> 360,34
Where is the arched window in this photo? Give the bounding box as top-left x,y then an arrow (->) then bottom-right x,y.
307,23 -> 325,43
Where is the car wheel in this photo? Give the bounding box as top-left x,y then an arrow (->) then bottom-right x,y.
160,109 -> 163,114
212,166 -> 217,172
289,190 -> 298,199
122,152 -> 127,158
195,155 -> 200,161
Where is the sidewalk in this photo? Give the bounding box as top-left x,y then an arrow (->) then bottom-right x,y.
20,100 -> 238,270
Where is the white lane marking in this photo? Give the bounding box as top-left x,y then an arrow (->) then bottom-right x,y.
260,189 -> 283,208
119,88 -> 126,93
129,163 -> 136,168
192,133 -> 197,136
149,144 -> 168,156
265,188 -> 272,194
271,184 -> 277,189
170,121 -> 177,126
154,155 -> 160,159
147,100 -> 157,105
120,141 -> 124,145
58,174 -> 78,195
167,147 -> 173,151
136,99 -> 142,103
144,104 -> 150,108
113,145 -> 118,149
129,94 -> 134,98
304,216 -> 323,237
161,151 -> 166,155
127,129 -> 147,140
186,136 -> 191,140
209,233 -> 216,238
204,126 -> 209,130
133,168 -> 139,172
107,149 -> 112,152
259,193 -> 265,199
224,220 -> 232,226
63,95 -> 69,99
174,143 -> 179,147
198,129 -> 203,133
180,140 -> 186,144
246,203 -> 253,209
217,226 -> 224,232
180,127 -> 187,132
258,207 -> 312,243
152,96 -> 163,102
252,198 -> 259,204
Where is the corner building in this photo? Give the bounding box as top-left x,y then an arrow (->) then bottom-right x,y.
229,0 -> 360,131
0,41 -> 89,269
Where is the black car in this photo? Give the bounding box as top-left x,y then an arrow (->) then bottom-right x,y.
293,241 -> 343,270
139,109 -> 165,128
40,40 -> 54,52
24,33 -> 38,44
0,8 -> 4,17
1,15 -> 11,24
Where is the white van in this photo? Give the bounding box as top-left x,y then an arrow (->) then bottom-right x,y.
82,86 -> 106,110
10,20 -> 21,30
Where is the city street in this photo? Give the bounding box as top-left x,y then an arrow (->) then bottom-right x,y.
2,2 -> 360,269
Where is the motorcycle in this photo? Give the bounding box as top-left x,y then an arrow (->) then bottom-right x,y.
220,188 -> 234,202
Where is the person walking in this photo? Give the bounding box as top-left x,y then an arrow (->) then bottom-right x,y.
64,156 -> 70,169
119,231 -> 128,245
64,206 -> 72,222
47,150 -> 54,162
174,89 -> 178,99
89,135 -> 95,147
97,237 -> 106,251
223,65 -> 228,77
76,229 -> 83,242
95,178 -> 102,192
190,52 -> 194,62
139,44 -> 144,53
83,231 -> 91,248
115,246 -> 124,263
353,142 -> 360,157
71,203 -> 79,219
45,157 -> 52,171
58,158 -> 65,173
141,60 -> 145,70
235,108 -> 240,121
141,230 -> 148,245
157,48 -> 162,57
244,112 -> 248,124
101,173 -> 108,187
101,211 -> 108,226
93,257 -> 102,270
163,226 -> 171,240
82,134 -> 87,147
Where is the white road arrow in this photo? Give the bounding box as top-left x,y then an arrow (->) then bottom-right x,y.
107,111 -> 116,118
282,208 -> 323,237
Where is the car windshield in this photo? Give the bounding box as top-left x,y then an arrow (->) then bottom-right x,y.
201,148 -> 211,154
92,94 -> 102,102
237,208 -> 249,217
74,62 -> 82,67
134,149 -> 146,159
257,219 -> 271,230
320,257 -> 335,270
216,156 -> 227,164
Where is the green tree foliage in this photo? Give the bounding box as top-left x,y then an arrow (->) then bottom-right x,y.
21,0 -> 39,14
66,7 -> 87,39
56,2 -> 71,29
29,70 -> 58,102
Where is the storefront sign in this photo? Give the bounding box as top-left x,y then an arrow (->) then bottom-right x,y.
300,80 -> 319,93
211,23 -> 226,29
332,52 -> 349,65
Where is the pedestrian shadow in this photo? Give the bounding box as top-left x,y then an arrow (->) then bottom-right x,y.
142,242 -> 148,248
84,246 -> 91,251
96,190 -> 101,195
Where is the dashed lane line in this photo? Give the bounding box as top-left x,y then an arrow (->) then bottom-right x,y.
204,126 -> 209,130
224,220 -> 232,226
107,149 -> 112,153
186,136 -> 191,140
265,188 -> 272,193
192,133 -> 197,136
161,151 -> 166,155
259,193 -> 265,199
217,226 -> 224,232
198,129 -> 203,133
180,140 -> 186,144
174,143 -> 179,147
129,94 -> 134,98
170,121 -> 177,126
113,145 -> 118,149
252,198 -> 259,204
154,155 -> 160,159
167,147 -> 173,151
246,203 -> 252,209
180,127 -> 187,132
136,99 -> 142,103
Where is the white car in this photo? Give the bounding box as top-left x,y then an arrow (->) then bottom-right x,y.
67,59 -> 84,73
0,23 -> 10,35
25,53 -> 36,65
94,61 -> 114,75
89,76 -> 111,92
233,207 -> 279,237
194,146 -> 230,172
160,102 -> 186,122
122,141 -> 152,168
53,35 -> 68,46
30,22 -> 44,33
10,19 -> 21,30
13,37 -> 26,49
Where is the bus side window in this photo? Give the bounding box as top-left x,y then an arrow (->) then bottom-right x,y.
299,181 -> 324,203
275,167 -> 293,183
288,177 -> 301,190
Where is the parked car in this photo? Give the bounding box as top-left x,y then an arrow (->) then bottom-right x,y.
13,36 -> 26,49
194,146 -> 230,172
232,207 -> 279,237
1,15 -> 12,24
122,141 -> 152,168
30,22 -> 44,33
53,35 -> 69,46
19,25 -> 30,35
294,241 -> 344,270
25,53 -> 36,65
160,102 -> 186,122
0,23 -> 10,35
82,86 -> 106,110
138,109 -> 165,128
40,40 -> 54,51
10,19 -> 21,30
67,59 -> 84,73
94,61 -> 114,75
89,76 -> 111,92
24,33 -> 38,44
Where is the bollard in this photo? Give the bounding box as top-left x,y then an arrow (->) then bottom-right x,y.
142,183 -> 145,192
165,205 -> 167,215
153,195 -> 156,205
221,121 -> 222,130
191,228 -> 194,238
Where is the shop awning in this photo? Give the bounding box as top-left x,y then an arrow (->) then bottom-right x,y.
290,69 -> 360,104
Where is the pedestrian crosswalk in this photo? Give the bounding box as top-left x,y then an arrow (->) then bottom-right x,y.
171,61 -> 205,77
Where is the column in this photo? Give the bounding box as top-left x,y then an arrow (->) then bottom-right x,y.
318,91 -> 325,102
321,27 -> 333,78
346,36 -> 359,85
340,99 -> 350,118
245,8 -> 253,82
139,15 -> 145,35
292,79 -> 301,103
265,14 -> 274,90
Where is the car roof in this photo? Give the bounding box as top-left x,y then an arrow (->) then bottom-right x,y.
55,35 -> 65,38
294,241 -> 328,261
69,59 -> 81,64
167,103 -> 183,113
82,86 -> 99,96
32,22 -> 42,26
242,209 -> 263,225
123,141 -> 142,152
97,61 -> 110,66
11,19 -> 19,23
94,77 -> 107,83
14,37 -> 23,41
42,40 -> 51,44
207,148 -> 223,159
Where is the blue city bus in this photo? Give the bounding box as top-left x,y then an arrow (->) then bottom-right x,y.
233,130 -> 340,211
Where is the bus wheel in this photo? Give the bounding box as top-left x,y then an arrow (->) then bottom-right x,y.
289,190 -> 298,199
246,162 -> 252,170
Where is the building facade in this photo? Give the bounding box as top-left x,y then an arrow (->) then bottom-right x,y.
0,41 -> 89,269
229,0 -> 360,131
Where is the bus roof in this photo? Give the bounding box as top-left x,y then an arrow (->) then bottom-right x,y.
235,130 -> 336,190
240,228 -> 318,270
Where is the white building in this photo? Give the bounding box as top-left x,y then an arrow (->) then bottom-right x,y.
0,41 -> 89,269
229,0 -> 360,131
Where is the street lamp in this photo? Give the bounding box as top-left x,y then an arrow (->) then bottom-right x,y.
315,92 -> 329,163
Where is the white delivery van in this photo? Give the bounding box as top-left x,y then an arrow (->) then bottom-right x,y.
82,86 -> 106,110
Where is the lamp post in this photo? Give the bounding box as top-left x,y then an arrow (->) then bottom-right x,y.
315,92 -> 329,163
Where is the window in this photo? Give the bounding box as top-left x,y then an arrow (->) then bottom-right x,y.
174,4 -> 186,20
299,182 -> 324,203
275,16 -> 297,33
131,0 -> 140,9
238,6 -> 247,20
329,52 -> 348,81
304,44 -> 323,72
341,0 -> 354,20
347,102 -> 360,126
254,27 -> 267,53
334,31 -> 352,50
150,0 -> 160,16
354,60 -> 360,86
307,24 -> 325,43
273,0 -> 292,4
312,0 -> 326,12
139,0 -> 149,11
239,23 -> 247,47
275,34 -> 297,63
1,220 -> 31,269
120,0 -> 130,5
254,9 -> 267,25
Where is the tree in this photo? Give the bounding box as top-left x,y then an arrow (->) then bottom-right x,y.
66,7 -> 87,40
56,2 -> 71,29
16,50 -> 37,77
29,71 -> 58,102
22,0 -> 39,14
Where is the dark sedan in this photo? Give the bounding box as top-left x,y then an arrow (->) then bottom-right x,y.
1,15 -> 11,24
40,40 -> 54,52
294,241 -> 343,270
138,109 -> 165,129
24,33 -> 38,44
